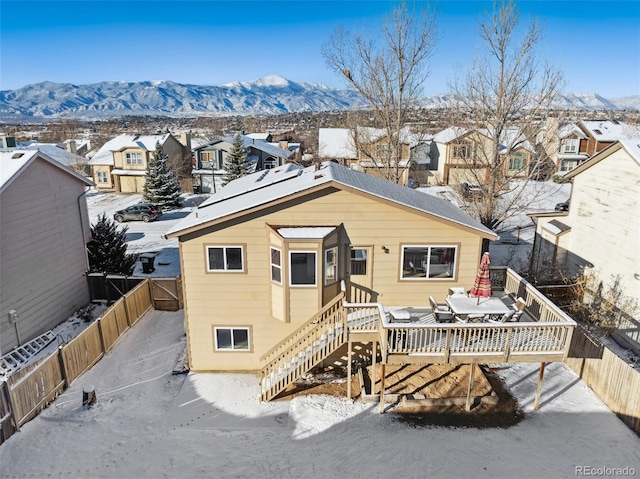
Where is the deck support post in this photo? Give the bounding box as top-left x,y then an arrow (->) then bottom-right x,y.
371,340 -> 377,396
379,363 -> 386,414
347,339 -> 352,400
534,362 -> 547,410
465,363 -> 475,411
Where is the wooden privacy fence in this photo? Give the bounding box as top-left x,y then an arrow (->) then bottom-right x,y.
565,326 -> 640,435
0,279 -> 153,444
87,274 -> 182,311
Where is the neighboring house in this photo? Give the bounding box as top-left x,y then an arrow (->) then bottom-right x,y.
0,149 -> 93,355
88,133 -> 188,193
16,141 -> 90,176
529,139 -> 640,313
543,118 -> 640,174
192,135 -> 294,193
165,161 -> 497,372
430,127 -> 535,186
318,127 -> 431,186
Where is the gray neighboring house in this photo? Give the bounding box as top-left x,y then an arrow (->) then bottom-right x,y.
192,135 -> 294,193
0,149 -> 94,355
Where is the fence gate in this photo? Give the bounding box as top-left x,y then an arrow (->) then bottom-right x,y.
150,277 -> 182,311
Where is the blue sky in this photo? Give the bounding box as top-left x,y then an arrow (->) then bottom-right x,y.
1,0 -> 639,98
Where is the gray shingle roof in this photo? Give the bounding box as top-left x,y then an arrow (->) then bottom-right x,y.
165,161 -> 497,239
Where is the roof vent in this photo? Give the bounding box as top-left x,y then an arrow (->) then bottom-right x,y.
255,170 -> 269,182
11,153 -> 24,159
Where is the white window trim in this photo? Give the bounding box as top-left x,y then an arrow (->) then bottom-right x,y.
96,171 -> 108,183
125,152 -> 143,165
289,250 -> 317,287
561,139 -> 578,154
400,245 -> 457,281
270,247 -> 282,284
213,327 -> 250,351
324,246 -> 338,285
206,245 -> 245,272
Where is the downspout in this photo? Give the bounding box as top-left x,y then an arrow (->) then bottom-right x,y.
78,186 -> 91,272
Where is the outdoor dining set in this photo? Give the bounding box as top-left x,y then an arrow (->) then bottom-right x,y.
429,292 -> 527,324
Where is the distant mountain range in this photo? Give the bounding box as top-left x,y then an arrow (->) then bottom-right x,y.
0,75 -> 638,120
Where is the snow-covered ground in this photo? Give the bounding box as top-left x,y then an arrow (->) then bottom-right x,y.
1,309 -> 637,479
86,190 -> 209,277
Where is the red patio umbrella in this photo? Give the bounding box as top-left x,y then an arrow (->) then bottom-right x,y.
470,252 -> 492,303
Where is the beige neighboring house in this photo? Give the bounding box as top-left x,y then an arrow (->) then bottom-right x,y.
430,127 -> 535,186
318,127 -> 430,186
88,133 -> 187,193
0,149 -> 93,355
165,161 -> 496,372
529,139 -> 640,312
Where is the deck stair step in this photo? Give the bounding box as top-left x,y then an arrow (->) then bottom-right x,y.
0,331 -> 56,378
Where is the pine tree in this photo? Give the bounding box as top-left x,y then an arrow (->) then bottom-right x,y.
87,213 -> 138,275
143,142 -> 181,207
222,133 -> 249,186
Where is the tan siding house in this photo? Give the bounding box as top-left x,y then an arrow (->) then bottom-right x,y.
530,140 -> 640,311
0,150 -> 93,354
166,162 -> 497,372
88,133 -> 187,193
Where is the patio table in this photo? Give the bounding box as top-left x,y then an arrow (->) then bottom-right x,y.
445,296 -> 512,322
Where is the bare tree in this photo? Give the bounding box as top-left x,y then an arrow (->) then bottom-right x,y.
448,0 -> 564,230
322,0 -> 437,183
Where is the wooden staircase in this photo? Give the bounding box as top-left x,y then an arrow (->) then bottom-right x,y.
259,292 -> 347,401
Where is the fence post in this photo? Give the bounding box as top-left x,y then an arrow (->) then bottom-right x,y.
5,381 -> 20,432
57,345 -> 68,389
96,317 -> 107,354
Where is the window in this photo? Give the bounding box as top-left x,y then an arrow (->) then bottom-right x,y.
401,245 -> 457,280
125,152 -> 143,165
214,327 -> 250,351
324,246 -> 338,285
201,151 -> 215,169
350,248 -> 367,275
96,171 -> 108,183
290,251 -> 316,286
452,142 -> 471,159
561,139 -> 578,154
509,153 -> 527,170
270,247 -> 282,283
263,158 -> 277,169
206,246 -> 244,272
375,143 -> 392,158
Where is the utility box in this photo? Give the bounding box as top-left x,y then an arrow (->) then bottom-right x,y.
140,254 -> 155,274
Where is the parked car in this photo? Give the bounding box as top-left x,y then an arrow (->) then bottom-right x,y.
554,200 -> 570,212
114,204 -> 163,223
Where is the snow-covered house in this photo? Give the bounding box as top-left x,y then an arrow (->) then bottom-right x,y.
430,127 -> 535,186
88,133 -> 188,193
165,161 -> 497,374
0,150 -> 93,355
542,118 -> 640,174
192,135 -> 294,193
16,141 -> 90,176
529,139 -> 640,312
318,127 -> 431,186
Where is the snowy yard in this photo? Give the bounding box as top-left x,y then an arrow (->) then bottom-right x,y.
0,309 -> 637,479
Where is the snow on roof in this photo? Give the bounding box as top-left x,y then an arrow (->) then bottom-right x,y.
433,127 -> 469,144
557,123 -> 588,140
277,227 -> 336,239
1,149 -> 93,192
542,220 -> 571,235
246,133 -> 270,141
88,133 -> 171,166
111,169 -> 146,176
580,120 -> 640,142
165,161 -> 497,239
318,128 -> 355,159
16,142 -> 87,166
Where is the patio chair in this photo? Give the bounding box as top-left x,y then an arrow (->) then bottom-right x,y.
487,310 -> 516,324
513,297 -> 527,312
429,296 -> 454,323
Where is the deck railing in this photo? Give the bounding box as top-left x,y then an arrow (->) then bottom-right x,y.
259,291 -> 347,401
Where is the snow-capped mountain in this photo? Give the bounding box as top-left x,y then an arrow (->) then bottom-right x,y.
0,75 -> 637,119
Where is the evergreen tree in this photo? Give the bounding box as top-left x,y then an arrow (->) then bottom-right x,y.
143,142 -> 181,207
87,213 -> 138,275
222,133 -> 249,186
